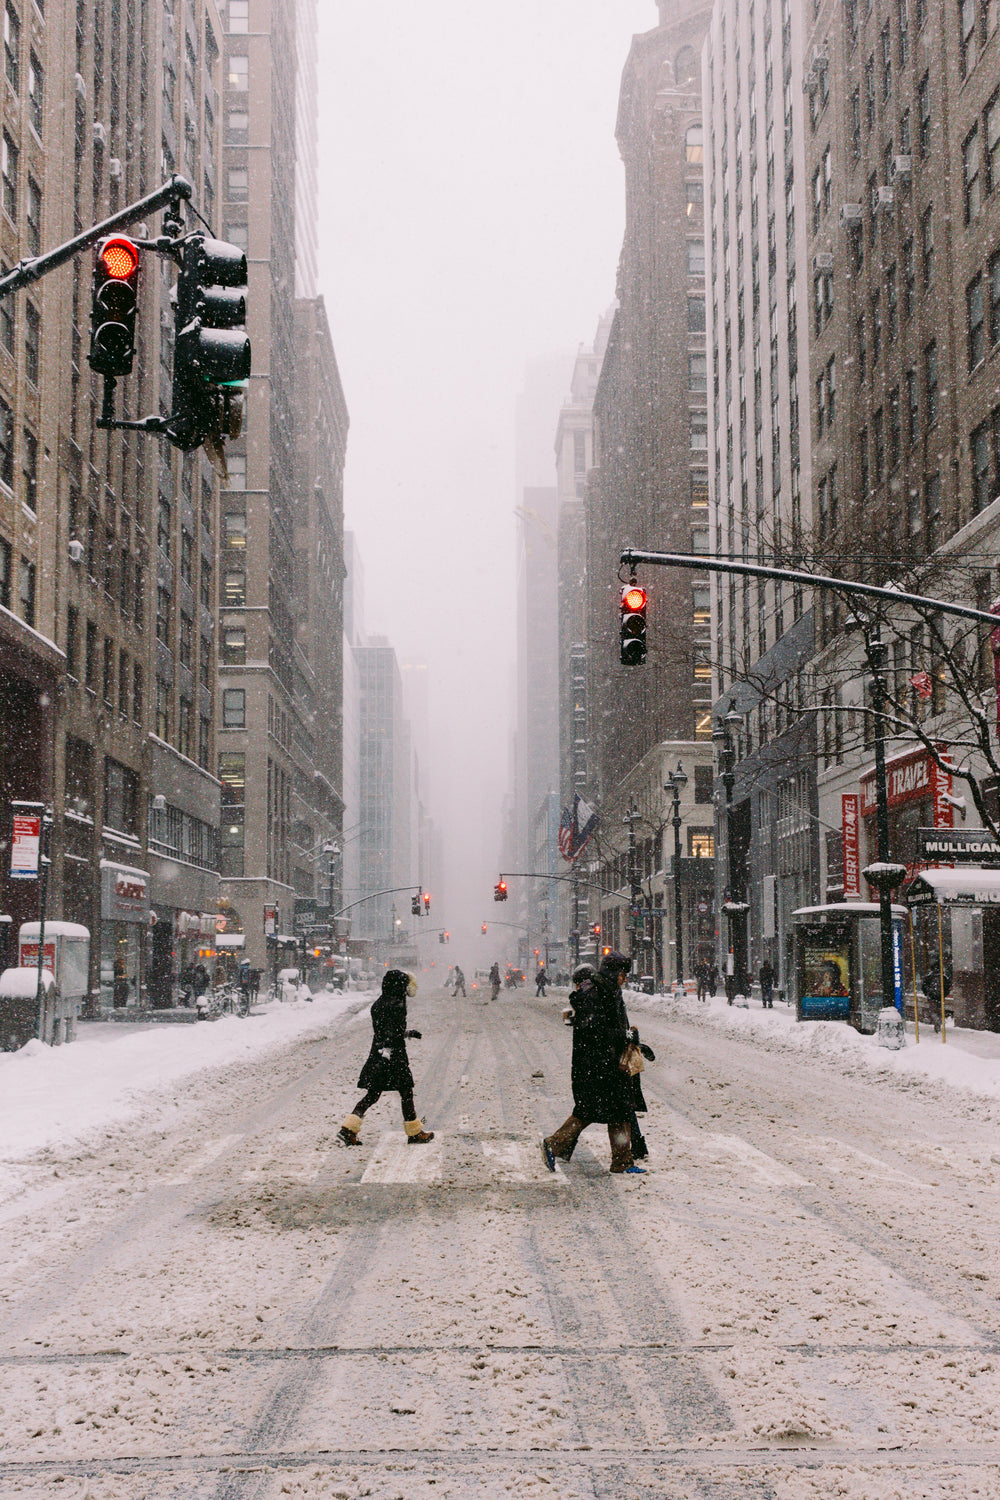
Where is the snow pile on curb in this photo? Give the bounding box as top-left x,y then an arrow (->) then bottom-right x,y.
625,986 -> 1000,1103
0,987 -> 373,1163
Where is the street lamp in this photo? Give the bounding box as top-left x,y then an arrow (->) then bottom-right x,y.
664,762 -> 688,988
714,709 -> 749,994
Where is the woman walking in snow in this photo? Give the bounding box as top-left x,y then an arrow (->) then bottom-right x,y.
338,970 -> 434,1146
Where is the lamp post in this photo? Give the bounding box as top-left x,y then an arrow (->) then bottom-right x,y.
860,621 -> 907,1010
664,762 -> 688,988
623,802 -> 643,972
714,709 -> 749,994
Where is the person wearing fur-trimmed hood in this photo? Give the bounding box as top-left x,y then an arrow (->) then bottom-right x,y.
338,970 -> 434,1146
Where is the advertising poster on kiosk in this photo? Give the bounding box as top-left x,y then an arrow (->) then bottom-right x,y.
797,921 -> 852,1020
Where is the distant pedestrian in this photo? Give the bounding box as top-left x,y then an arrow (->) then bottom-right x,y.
338,970 -> 434,1147
542,952 -> 645,1175
710,964 -> 720,996
759,959 -> 775,1009
535,964 -> 548,997
453,965 -> 467,997
695,962 -> 709,1002
725,970 -> 735,1005
489,962 -> 501,1001
249,968 -> 261,1002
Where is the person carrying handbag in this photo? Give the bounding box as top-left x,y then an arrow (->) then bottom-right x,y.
541,952 -> 646,1175
338,970 -> 434,1146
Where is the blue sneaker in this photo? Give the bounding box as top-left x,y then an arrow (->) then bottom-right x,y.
541,1138 -> 556,1172
623,1165 -> 646,1174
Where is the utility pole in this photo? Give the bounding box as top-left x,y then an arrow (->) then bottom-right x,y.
862,623 -> 907,1011
623,803 -> 644,972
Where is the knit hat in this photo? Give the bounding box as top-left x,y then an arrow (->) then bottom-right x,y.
598,951 -> 631,978
572,963 -> 596,984
381,968 -> 414,1001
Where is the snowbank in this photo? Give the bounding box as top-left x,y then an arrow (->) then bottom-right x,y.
626,984 -> 1000,1102
0,987 -> 373,1163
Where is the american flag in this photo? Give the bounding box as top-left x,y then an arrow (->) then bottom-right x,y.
910,671 -> 933,701
558,794 -> 599,862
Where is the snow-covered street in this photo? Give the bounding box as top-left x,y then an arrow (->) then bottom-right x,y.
3,986 -> 1000,1498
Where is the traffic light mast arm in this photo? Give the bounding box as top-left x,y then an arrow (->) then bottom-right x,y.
326,886 -> 425,921
498,871 -> 608,895
0,175 -> 192,300
619,549 -> 1000,629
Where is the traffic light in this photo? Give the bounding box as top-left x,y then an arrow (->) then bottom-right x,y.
481,923 -> 488,934
438,931 -> 445,945
620,581 -> 647,666
494,880 -> 508,902
589,923 -> 601,937
88,236 -> 141,377
170,232 -> 251,453
444,930 -> 450,943
423,893 -> 431,914
411,894 -> 421,917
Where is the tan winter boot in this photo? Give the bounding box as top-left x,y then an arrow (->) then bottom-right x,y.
338,1113 -> 363,1146
405,1118 -> 435,1144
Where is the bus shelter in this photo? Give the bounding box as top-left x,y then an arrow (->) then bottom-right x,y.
793,903 -> 905,1033
905,868 -> 1000,1031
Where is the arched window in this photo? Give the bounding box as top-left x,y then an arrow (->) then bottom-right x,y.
686,124 -> 704,164
675,46 -> 697,86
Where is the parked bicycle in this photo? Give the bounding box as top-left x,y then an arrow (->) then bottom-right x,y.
212,983 -> 250,1018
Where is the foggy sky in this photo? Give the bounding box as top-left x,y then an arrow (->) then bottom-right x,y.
315,1 -> 655,961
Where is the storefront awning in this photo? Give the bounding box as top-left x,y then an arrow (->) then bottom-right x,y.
216,934 -> 246,948
907,868 -> 1000,906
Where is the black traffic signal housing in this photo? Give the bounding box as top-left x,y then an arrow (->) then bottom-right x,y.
444,930 -> 449,943
589,923 -> 601,938
620,581 -> 647,666
481,923 -> 488,934
494,880 -> 508,902
170,232 -> 251,452
88,236 -> 141,378
423,893 -> 431,915
411,894 -> 421,917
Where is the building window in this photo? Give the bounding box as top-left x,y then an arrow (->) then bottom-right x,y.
66,602 -> 79,675
221,625 -> 245,663
179,611 -> 193,669
226,109 -> 248,140
85,620 -> 97,690
222,510 -> 246,548
690,412 -> 708,450
27,50 -> 41,134
990,249 -> 1000,345
0,396 -> 12,487
972,420 -> 992,512
925,470 -> 941,550
960,0 -> 979,76
156,585 -> 171,644
156,677 -> 170,740
3,3 -> 19,93
906,367 -> 918,446
964,125 -> 981,222
223,569 -> 245,607
924,340 -> 939,424
178,697 -> 192,759
133,662 -> 143,723
228,0 -> 249,32
687,297 -> 705,332
692,586 -> 710,624
968,273 -> 986,368
24,301 -> 38,384
118,649 -> 129,715
688,351 -> 707,392
20,425 -> 35,510
180,528 -> 192,585
18,554 -> 33,625
871,290 -> 882,364
102,634 -> 114,704
225,452 -> 246,490
684,181 -> 703,220
226,169 -> 247,204
920,204 -> 934,286
25,175 -> 39,256
917,73 -> 930,158
1,130 -> 17,220
902,235 -> 915,319
686,238 -> 705,275
0,269 -> 13,353
222,687 -> 245,728
105,758 -> 139,836
157,496 -> 171,555
227,54 -> 248,89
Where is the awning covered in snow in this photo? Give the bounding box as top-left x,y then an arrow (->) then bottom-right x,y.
906,868 -> 1000,906
215,934 -> 246,948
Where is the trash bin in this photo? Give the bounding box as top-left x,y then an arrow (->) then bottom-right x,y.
639,975 -> 655,995
875,1005 -> 906,1049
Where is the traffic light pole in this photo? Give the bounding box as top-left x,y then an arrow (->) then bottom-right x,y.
0,175 -> 192,300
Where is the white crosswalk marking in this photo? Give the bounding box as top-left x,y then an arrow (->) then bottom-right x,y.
360,1133 -> 444,1183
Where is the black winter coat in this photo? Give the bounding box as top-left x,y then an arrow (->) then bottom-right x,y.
569,974 -> 634,1124
357,992 -> 414,1094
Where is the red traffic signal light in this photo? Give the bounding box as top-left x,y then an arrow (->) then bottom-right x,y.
620,582 -> 647,667
423,892 -> 431,912
89,236 -> 141,377
494,880 -> 508,902
481,923 -> 488,934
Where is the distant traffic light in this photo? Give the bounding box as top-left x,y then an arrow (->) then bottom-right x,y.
438,931 -> 444,945
481,923 -> 488,934
589,923 -> 601,937
169,232 -> 250,453
411,894 -> 421,916
423,892 -> 431,914
494,880 -> 508,903
620,581 -> 647,666
88,236 -> 141,377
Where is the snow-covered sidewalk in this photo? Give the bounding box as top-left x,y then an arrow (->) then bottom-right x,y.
626,983 -> 1000,1103
0,987 -> 372,1163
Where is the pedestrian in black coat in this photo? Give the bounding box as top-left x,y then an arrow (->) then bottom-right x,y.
338,970 -> 434,1146
542,953 -> 643,1174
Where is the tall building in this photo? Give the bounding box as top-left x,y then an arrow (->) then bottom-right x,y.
217,0 -> 310,968
355,640 -> 413,948
584,4 -> 714,979
704,0 -> 821,991
801,0 -> 1000,1023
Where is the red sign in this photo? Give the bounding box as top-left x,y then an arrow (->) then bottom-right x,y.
19,939 -> 55,974
860,745 -> 952,822
842,795 -> 861,898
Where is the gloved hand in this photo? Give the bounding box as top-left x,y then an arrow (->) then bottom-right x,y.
406,1028 -> 422,1039
626,1026 -> 639,1045
639,1042 -> 655,1062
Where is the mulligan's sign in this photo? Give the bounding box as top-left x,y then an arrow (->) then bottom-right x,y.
917,827 -> 1000,865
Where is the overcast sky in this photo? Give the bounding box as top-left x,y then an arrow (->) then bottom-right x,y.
315,1 -> 655,958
